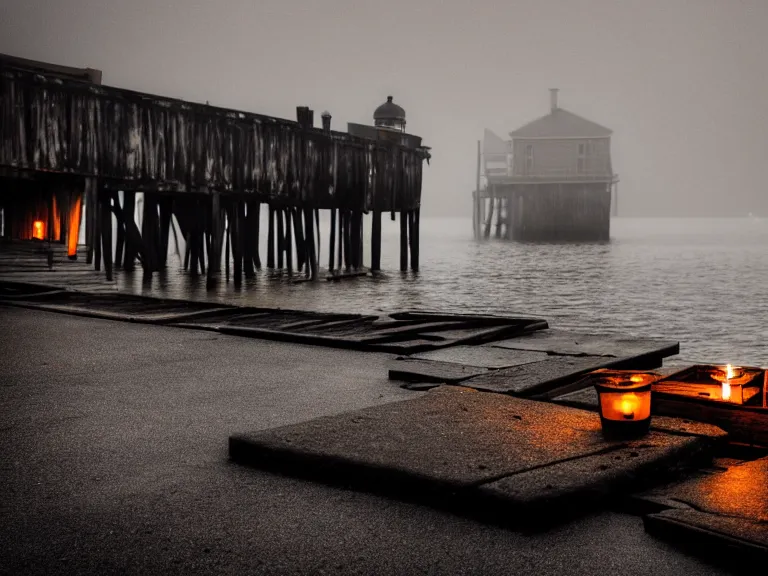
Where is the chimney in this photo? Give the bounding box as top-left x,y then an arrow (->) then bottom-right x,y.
321,111 -> 332,132
549,88 -> 559,112
296,106 -> 314,129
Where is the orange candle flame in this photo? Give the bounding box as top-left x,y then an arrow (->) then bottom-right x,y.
32,220 -> 45,240
613,393 -> 641,420
67,195 -> 82,257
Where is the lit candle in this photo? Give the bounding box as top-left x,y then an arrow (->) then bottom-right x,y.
722,364 -> 733,401
594,375 -> 653,439
613,392 -> 641,419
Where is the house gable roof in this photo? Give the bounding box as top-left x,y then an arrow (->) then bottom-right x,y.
509,108 -> 612,139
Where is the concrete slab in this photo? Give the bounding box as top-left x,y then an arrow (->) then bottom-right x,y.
230,386 -> 724,528
479,436 -> 714,515
411,346 -> 550,369
460,356 -> 609,396
644,509 -> 768,567
388,358 -> 490,383
638,456 -> 768,565
492,329 -> 679,360
640,456 -> 768,522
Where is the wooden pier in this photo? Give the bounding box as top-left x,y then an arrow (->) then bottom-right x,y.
0,56 -> 430,285
473,90 -> 618,242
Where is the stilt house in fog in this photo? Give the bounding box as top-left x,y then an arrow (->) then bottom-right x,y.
474,89 -> 619,242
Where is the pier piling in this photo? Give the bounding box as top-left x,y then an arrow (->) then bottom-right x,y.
400,211 -> 408,272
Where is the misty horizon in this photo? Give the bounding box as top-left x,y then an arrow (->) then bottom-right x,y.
1,0 -> 766,218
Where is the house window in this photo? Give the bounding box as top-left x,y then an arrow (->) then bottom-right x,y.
525,144 -> 533,173
578,141 -> 588,174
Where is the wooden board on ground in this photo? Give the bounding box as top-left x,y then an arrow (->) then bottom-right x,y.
0,281 -> 548,354
229,386 -> 724,530
652,394 -> 768,448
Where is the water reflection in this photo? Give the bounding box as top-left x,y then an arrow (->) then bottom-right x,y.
115,216 -> 768,367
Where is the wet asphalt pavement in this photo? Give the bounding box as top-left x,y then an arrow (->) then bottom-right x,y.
0,306 -> 729,575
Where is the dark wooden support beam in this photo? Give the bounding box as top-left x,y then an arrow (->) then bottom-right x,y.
242,201 -> 255,279
315,209 -> 321,274
122,192 -> 136,270
93,186 -> 102,272
328,208 -> 336,271
206,193 -> 223,286
251,201 -> 262,270
410,208 -> 420,272
141,193 -> 159,275
370,209 -> 381,272
284,208 -> 293,273
158,196 -> 173,268
358,211 -> 364,269
188,204 -> 200,276
276,204 -> 285,269
349,211 -> 359,270
225,217 -> 231,280
232,201 -> 243,285
198,233 -> 206,274
292,208 -> 305,272
46,185 -> 55,243
58,188 -> 69,245
100,188 -> 113,281
85,179 -> 96,264
267,206 -> 275,269
303,206 -> 316,280
3,200 -> 12,239
495,197 -> 504,238
343,210 -> 352,271
112,191 -> 125,267
400,210 -> 408,272
337,208 -> 344,272
184,235 -> 191,271
483,197 -> 495,239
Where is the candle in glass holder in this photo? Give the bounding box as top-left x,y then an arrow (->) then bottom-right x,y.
594,376 -> 653,439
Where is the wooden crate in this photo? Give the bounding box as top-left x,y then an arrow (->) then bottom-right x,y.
652,365 -> 767,447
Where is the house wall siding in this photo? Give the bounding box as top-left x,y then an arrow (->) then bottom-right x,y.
513,137 -> 611,176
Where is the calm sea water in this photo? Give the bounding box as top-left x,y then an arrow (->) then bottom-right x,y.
117,216 -> 768,367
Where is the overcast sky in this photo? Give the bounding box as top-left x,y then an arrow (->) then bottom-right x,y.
2,0 -> 766,216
